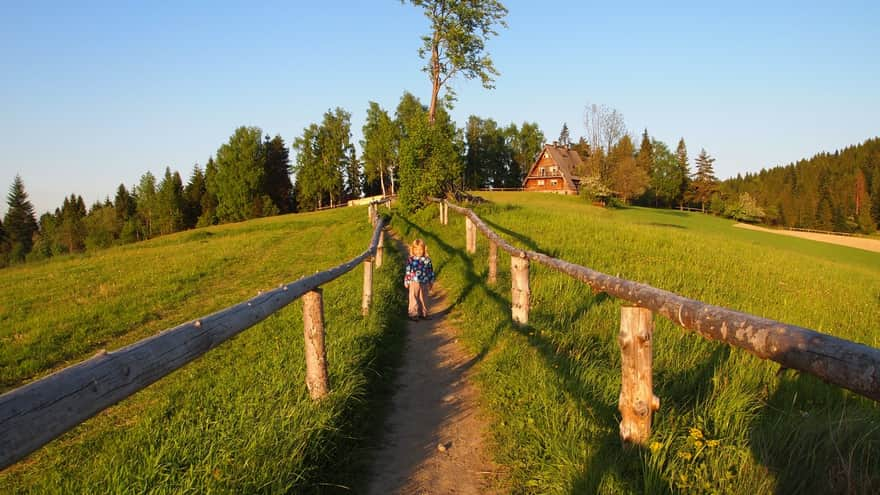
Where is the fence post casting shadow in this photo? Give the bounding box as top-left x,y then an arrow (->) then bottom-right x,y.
303,288 -> 330,400
511,255 -> 530,324
618,306 -> 659,445
362,258 -> 373,316
466,217 -> 476,253
488,241 -> 498,285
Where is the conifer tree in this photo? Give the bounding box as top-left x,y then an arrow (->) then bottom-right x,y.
199,158 -> 219,226
183,165 -> 206,229
58,194 -> 87,253
156,167 -> 185,235
3,174 -> 38,261
675,138 -> 691,207
263,135 -> 293,213
558,123 -> 571,147
691,148 -> 718,212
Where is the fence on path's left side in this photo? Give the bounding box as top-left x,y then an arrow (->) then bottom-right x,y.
0,199 -> 391,471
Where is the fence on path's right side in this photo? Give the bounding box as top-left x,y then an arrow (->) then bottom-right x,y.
431,198 -> 880,446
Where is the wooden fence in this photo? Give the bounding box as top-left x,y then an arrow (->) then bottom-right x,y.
434,199 -> 880,445
0,200 -> 390,470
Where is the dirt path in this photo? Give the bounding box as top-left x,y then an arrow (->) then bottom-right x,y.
367,238 -> 500,494
733,223 -> 880,253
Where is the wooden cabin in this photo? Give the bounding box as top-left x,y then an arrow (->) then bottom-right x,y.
522,142 -> 583,195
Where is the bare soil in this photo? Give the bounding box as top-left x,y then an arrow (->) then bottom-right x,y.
367,238 -> 500,494
733,223 -> 880,253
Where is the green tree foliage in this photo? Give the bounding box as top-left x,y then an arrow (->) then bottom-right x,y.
558,123 -> 570,147
198,158 -> 219,226
636,129 -> 654,176
509,122 -> 545,184
398,112 -> 463,211
57,194 -> 87,253
464,117 -> 544,188
183,165 -> 206,229
155,167 -> 185,235
675,138 -> 691,207
210,126 -> 265,222
691,148 -> 719,212
262,135 -> 294,213
345,147 -> 362,199
405,0 -> 508,122
362,102 -> 399,197
84,200 -> 118,250
608,135 -> 648,203
723,137 -> 880,233
649,140 -> 687,207
3,175 -> 38,262
292,108 -> 353,210
136,172 -> 158,239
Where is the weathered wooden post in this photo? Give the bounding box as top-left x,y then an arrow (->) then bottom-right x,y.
375,230 -> 384,269
488,241 -> 498,285
362,258 -> 373,315
439,200 -> 445,225
465,217 -> 476,253
618,306 -> 660,446
302,288 -> 330,399
510,254 -> 530,324
367,204 -> 374,225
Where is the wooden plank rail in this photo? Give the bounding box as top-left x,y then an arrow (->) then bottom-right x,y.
0,201 -> 389,470
431,198 -> 880,444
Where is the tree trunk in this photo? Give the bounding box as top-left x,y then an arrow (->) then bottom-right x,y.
429,32 -> 441,124
379,161 -> 387,197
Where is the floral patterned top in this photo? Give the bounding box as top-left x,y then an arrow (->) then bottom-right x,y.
404,256 -> 435,287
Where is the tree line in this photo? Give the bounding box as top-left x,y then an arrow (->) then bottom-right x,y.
721,137 -> 880,234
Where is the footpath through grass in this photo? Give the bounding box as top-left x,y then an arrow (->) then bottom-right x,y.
393,192 -> 880,494
0,207 -> 406,493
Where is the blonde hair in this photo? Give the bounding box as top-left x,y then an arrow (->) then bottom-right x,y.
409,238 -> 428,257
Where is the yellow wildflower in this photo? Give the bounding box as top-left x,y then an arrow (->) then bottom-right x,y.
693,440 -> 703,448
677,451 -> 692,460
650,441 -> 663,453
689,427 -> 703,439
706,439 -> 720,447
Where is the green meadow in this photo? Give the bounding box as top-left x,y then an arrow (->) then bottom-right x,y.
393,192 -> 880,494
0,207 -> 406,493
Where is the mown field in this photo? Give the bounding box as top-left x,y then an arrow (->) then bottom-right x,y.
393,192 -> 880,494
0,206 -> 406,493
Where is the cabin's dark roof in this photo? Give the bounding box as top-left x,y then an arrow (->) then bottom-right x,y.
523,144 -> 583,191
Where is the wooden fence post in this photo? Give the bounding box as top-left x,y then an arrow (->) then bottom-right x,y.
488,241 -> 498,285
375,230 -> 384,269
618,306 -> 660,446
439,201 -> 445,225
362,258 -> 373,315
303,289 -> 330,400
465,217 -> 476,253
511,254 -> 530,324
367,204 -> 374,225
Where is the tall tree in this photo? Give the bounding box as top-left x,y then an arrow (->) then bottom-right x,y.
57,194 -> 87,253
156,167 -> 185,235
3,174 -> 38,261
183,165 -> 206,229
292,108 -> 352,210
636,129 -> 654,175
508,122 -> 545,184
675,138 -> 691,208
405,0 -> 508,123
649,140 -> 686,207
345,146 -> 363,200
362,102 -> 398,197
691,148 -> 719,212
199,157 -> 219,226
558,123 -> 571,147
136,172 -> 158,238
211,126 -> 265,222
609,135 -> 648,203
583,103 -> 626,184
398,112 -> 463,210
263,135 -> 293,213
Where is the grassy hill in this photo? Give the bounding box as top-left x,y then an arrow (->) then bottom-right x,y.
393,192 -> 880,494
0,206 -> 406,493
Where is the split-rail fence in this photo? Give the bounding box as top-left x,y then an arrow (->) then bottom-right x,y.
0,199 -> 391,470
435,198 -> 880,445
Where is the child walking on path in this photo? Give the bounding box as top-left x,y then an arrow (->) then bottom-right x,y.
404,239 -> 435,320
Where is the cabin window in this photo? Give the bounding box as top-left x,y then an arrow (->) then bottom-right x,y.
551,166 -> 557,173
550,179 -> 558,186
537,179 -> 545,186
540,167 -> 546,176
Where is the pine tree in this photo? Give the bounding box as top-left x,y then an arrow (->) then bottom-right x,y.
675,138 -> 690,207
558,123 -> 571,147
58,194 -> 87,253
3,174 -> 39,262
156,167 -> 185,235
183,165 -> 206,229
691,148 -> 718,212
263,135 -> 293,213
637,129 -> 654,175
199,157 -> 219,226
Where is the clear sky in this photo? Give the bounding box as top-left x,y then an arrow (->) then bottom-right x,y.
1,1 -> 878,216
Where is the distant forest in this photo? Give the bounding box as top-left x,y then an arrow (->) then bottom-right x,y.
722,137 -> 880,234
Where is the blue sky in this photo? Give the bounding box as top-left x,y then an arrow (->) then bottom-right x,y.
1,1 -> 877,215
